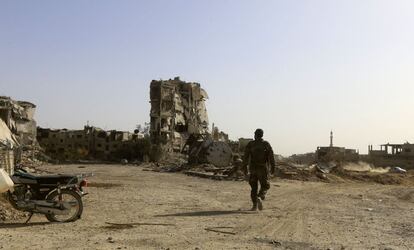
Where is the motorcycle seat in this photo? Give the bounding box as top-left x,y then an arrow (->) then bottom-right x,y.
15,172 -> 77,185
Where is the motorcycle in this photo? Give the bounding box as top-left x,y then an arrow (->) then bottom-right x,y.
0,166 -> 90,223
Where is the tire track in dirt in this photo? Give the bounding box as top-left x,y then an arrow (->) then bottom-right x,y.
236,183 -> 341,249
234,185 -> 311,244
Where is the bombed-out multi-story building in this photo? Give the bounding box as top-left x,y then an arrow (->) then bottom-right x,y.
150,77 -> 209,151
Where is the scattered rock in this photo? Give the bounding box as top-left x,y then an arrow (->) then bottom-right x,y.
270,240 -> 282,247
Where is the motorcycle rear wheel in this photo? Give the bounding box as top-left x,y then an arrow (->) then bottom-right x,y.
45,190 -> 83,223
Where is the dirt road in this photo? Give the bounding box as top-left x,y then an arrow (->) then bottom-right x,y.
1,164 -> 413,250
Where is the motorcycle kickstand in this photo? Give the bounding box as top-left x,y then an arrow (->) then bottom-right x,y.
25,213 -> 34,224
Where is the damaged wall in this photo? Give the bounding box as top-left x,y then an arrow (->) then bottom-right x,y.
150,77 -> 209,151
0,97 -> 37,174
0,119 -> 17,175
0,96 -> 37,146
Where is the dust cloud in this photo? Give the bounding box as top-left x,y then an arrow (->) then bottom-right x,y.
343,162 -> 390,173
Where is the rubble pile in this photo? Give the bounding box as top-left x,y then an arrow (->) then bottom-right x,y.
331,165 -> 414,185
0,196 -> 26,222
275,162 -> 330,182
185,163 -> 245,181
18,145 -> 49,168
143,158 -> 414,186
145,162 -> 245,181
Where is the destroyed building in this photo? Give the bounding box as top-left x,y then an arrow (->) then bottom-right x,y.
0,96 -> 38,174
37,126 -> 143,161
149,77 -> 234,167
150,77 -> 209,152
368,142 -> 414,169
316,131 -> 359,162
0,96 -> 37,146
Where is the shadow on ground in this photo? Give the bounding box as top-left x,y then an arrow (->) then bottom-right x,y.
0,222 -> 50,228
156,209 -> 255,217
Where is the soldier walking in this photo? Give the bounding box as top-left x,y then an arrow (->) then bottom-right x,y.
242,129 -> 276,211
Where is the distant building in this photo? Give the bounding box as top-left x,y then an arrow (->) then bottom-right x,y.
368,143 -> 414,157
367,142 -> 414,169
37,126 -> 142,161
211,124 -> 229,142
316,131 -> 359,162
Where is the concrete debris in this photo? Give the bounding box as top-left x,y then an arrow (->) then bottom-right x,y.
185,170 -> 230,181
187,136 -> 233,168
143,159 -> 414,185
0,196 -> 26,222
314,162 -> 337,174
391,167 -> 407,174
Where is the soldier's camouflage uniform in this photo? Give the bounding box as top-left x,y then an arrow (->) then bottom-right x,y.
243,138 -> 276,205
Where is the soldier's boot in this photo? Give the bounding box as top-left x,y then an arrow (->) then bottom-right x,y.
259,193 -> 266,201
250,203 -> 258,211
258,190 -> 267,201
257,197 -> 263,211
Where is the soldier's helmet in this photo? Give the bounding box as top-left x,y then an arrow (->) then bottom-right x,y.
254,129 -> 264,139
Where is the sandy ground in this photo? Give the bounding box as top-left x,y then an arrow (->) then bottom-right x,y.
1,164 -> 413,250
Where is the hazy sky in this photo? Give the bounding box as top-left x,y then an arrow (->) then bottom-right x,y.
1,0 -> 414,156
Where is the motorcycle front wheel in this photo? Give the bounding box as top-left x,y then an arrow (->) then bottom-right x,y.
45,190 -> 83,223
